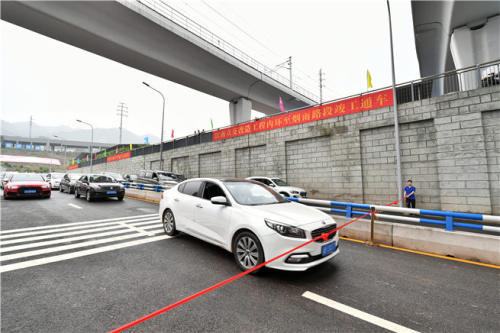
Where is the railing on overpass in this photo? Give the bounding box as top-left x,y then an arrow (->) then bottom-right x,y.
136,0 -> 319,102
285,197 -> 500,234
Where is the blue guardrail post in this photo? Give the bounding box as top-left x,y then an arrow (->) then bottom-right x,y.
139,183 -> 144,190
346,205 -> 352,218
445,216 -> 453,231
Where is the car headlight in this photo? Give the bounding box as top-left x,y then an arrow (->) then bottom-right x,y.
265,219 -> 306,238
42,184 -> 50,189
7,185 -> 19,189
90,184 -> 101,189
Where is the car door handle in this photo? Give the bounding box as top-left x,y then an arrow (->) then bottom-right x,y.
195,204 -> 203,208
174,198 -> 180,202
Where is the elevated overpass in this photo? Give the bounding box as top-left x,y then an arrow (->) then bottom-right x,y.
1,0 -> 317,125
1,135 -> 113,152
412,0 -> 500,95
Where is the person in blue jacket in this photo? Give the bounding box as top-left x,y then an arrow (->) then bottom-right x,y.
404,180 -> 416,208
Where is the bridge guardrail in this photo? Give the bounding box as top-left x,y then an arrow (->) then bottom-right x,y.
123,182 -> 171,192
285,197 -> 500,234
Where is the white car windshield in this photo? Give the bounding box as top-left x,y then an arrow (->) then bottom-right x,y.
51,173 -> 64,179
224,181 -> 288,206
271,178 -> 289,186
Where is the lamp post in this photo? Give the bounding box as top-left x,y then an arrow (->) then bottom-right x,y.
142,81 -> 166,170
53,135 -> 67,169
76,119 -> 94,173
386,0 -> 403,207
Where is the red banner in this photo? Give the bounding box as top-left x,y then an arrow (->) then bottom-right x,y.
106,151 -> 131,163
67,164 -> 78,170
213,89 -> 393,141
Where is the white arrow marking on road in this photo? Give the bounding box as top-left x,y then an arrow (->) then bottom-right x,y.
302,291 -> 420,333
68,203 -> 82,209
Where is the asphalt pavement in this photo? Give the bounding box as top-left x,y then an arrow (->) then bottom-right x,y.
1,191 -> 498,332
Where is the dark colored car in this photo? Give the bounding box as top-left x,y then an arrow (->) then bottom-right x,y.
3,173 -> 51,199
60,173 -> 82,194
136,170 -> 185,187
74,174 -> 125,202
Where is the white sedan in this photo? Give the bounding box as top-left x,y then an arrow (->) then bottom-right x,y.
159,178 -> 339,272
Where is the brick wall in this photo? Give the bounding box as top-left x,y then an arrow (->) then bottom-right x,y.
75,85 -> 500,214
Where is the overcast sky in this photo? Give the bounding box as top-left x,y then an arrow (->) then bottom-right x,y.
1,0 -> 419,142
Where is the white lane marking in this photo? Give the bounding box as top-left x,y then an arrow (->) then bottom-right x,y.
0,235 -> 170,273
0,228 -> 163,261
67,203 -> 82,210
0,216 -> 159,240
302,291 -> 420,333
0,214 -> 158,235
0,219 -> 156,246
119,222 -> 154,237
0,224 -> 161,253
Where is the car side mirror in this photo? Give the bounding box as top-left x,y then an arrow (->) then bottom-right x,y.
211,196 -> 229,206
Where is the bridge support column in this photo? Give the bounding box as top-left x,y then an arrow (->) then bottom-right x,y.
229,97 -> 252,125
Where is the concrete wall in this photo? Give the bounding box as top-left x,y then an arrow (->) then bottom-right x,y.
76,85 -> 500,214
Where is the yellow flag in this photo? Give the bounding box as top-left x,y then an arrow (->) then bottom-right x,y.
367,70 -> 373,89
130,143 -> 133,150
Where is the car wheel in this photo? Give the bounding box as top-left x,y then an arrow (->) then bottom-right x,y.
117,195 -> 124,201
86,190 -> 92,202
233,231 -> 264,273
279,192 -> 290,197
75,188 -> 80,198
162,209 -> 178,236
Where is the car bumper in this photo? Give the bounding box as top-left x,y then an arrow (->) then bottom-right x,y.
4,190 -> 50,198
262,233 -> 340,271
91,190 -> 125,198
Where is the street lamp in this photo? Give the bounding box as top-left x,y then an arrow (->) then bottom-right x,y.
76,119 -> 94,173
386,0 -> 403,207
53,135 -> 67,169
142,81 -> 166,170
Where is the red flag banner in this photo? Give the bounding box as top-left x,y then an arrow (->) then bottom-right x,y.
213,88 -> 393,141
67,164 -> 79,170
107,151 -> 131,163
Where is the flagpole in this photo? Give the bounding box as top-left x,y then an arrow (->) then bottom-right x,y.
387,0 -> 403,207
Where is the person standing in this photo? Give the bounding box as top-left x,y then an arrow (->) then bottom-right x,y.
404,180 -> 416,208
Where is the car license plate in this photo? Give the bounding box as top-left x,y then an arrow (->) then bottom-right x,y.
321,241 -> 336,257
107,191 -> 117,195
24,190 -> 37,194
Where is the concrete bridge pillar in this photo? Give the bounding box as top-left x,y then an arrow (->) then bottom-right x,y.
229,97 -> 252,125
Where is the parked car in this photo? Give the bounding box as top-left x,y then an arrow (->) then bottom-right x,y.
123,174 -> 138,183
102,172 -> 126,184
159,178 -> 338,272
74,174 -> 125,201
1,171 -> 18,189
3,173 -> 51,199
136,170 -> 183,188
246,176 -> 307,198
60,173 -> 82,194
45,172 -> 64,189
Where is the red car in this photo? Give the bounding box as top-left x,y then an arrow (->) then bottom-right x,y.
3,173 -> 51,199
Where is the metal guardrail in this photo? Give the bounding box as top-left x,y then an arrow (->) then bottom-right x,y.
286,197 -> 500,234
136,0 -> 318,102
123,182 -> 170,192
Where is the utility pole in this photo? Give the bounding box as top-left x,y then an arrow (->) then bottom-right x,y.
29,115 -> 33,147
287,56 -> 293,89
319,69 -> 325,105
116,102 -> 128,145
387,0 -> 403,207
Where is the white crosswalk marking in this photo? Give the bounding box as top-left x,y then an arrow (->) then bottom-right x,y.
0,214 -> 169,273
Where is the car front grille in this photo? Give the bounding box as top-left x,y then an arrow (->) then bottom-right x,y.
311,224 -> 336,243
19,186 -> 41,194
